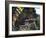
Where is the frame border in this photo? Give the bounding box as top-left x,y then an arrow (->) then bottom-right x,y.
5,1 -> 45,37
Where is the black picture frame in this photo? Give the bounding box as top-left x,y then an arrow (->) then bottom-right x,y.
5,1 -> 45,37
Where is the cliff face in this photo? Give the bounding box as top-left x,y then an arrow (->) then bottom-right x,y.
12,7 -> 40,31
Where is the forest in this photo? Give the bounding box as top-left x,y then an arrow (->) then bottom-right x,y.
12,7 -> 40,31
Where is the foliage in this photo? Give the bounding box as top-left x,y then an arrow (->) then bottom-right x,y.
12,7 -> 40,31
